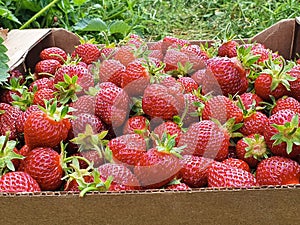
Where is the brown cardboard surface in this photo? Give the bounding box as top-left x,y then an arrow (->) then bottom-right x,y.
0,186 -> 299,225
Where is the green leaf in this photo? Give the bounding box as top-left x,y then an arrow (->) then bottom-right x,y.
73,18 -> 107,32
109,20 -> 131,35
0,6 -> 21,24
73,0 -> 87,6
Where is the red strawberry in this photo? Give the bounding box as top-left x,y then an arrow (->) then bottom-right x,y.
69,94 -> 95,116
29,77 -> 54,92
15,105 -> 40,134
264,109 -> 300,158
0,171 -> 40,192
99,59 -> 125,86
72,43 -> 100,64
202,95 -> 243,124
134,135 -> 183,189
165,182 -> 191,191
218,40 -> 239,58
180,44 -> 208,70
180,155 -> 214,188
0,106 -> 22,140
33,88 -> 55,107
160,76 -> 184,93
142,83 -> 185,120
236,134 -> 269,168
40,47 -> 67,64
22,147 -> 63,190
24,101 -> 71,149
8,69 -> 25,84
108,133 -> 147,168
99,47 -> 116,61
153,121 -> 182,146
121,60 -> 150,96
177,77 -> 198,93
161,36 -> 189,54
238,92 -> 263,110
205,57 -> 246,96
34,59 -> 61,78
207,161 -> 257,188
0,78 -> 23,104
98,163 -> 141,190
178,120 -> 230,161
248,43 -> 270,64
181,93 -> 203,126
123,115 -> 150,136
95,82 -> 129,127
222,158 -> 250,172
239,111 -> 268,136
256,156 -> 300,185
271,96 -> 300,115
163,48 -> 189,72
288,64 -> 300,101
113,45 -> 136,66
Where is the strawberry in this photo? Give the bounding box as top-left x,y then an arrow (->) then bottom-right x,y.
288,64 -> 300,101
254,58 -> 295,101
202,95 -> 243,124
256,156 -> 300,185
123,115 -> 150,136
72,43 -> 100,64
178,120 -> 230,161
0,77 -> 23,104
218,40 -> 239,58
207,161 -> 257,188
163,48 -> 189,72
153,121 -> 182,146
69,94 -> 95,116
29,77 -> 54,92
99,47 -> 116,61
205,56 -> 246,96
24,100 -> 71,149
142,83 -> 185,120
0,106 -> 22,140
22,147 -> 63,190
121,60 -> 151,96
264,109 -> 300,158
239,111 -> 268,136
95,82 -> 130,127
165,181 -> 191,191
177,77 -> 198,93
271,96 -> 300,115
134,134 -> 183,189
238,92 -> 263,110
180,155 -> 214,188
161,36 -> 189,54
0,171 -> 40,192
180,44 -> 208,70
222,158 -> 250,172
113,45 -> 136,66
40,47 -> 67,64
8,69 -> 25,84
33,88 -> 55,107
15,105 -> 40,134
34,59 -> 61,78
98,163 -> 141,190
236,134 -> 269,168
108,133 -> 147,168
99,59 -> 125,86
71,113 -> 106,137
160,76 -> 184,93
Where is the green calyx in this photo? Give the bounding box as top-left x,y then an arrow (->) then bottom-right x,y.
151,132 -> 185,158
54,74 -> 82,104
0,132 -> 24,175
70,124 -> 108,155
168,61 -> 194,78
40,99 -> 74,122
262,56 -> 296,92
236,45 -> 260,70
11,87 -> 34,111
271,114 -> 300,154
243,134 -> 269,160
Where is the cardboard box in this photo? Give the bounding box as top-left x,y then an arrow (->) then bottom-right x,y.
1,19 -> 300,225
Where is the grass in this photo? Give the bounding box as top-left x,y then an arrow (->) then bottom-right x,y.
1,0 -> 300,42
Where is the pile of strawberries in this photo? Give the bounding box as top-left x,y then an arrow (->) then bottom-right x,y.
0,33 -> 300,195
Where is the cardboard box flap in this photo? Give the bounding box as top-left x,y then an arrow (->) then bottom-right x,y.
3,29 -> 52,70
252,19 -> 296,59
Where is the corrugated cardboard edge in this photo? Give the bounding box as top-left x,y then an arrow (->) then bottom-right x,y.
0,185 -> 299,225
